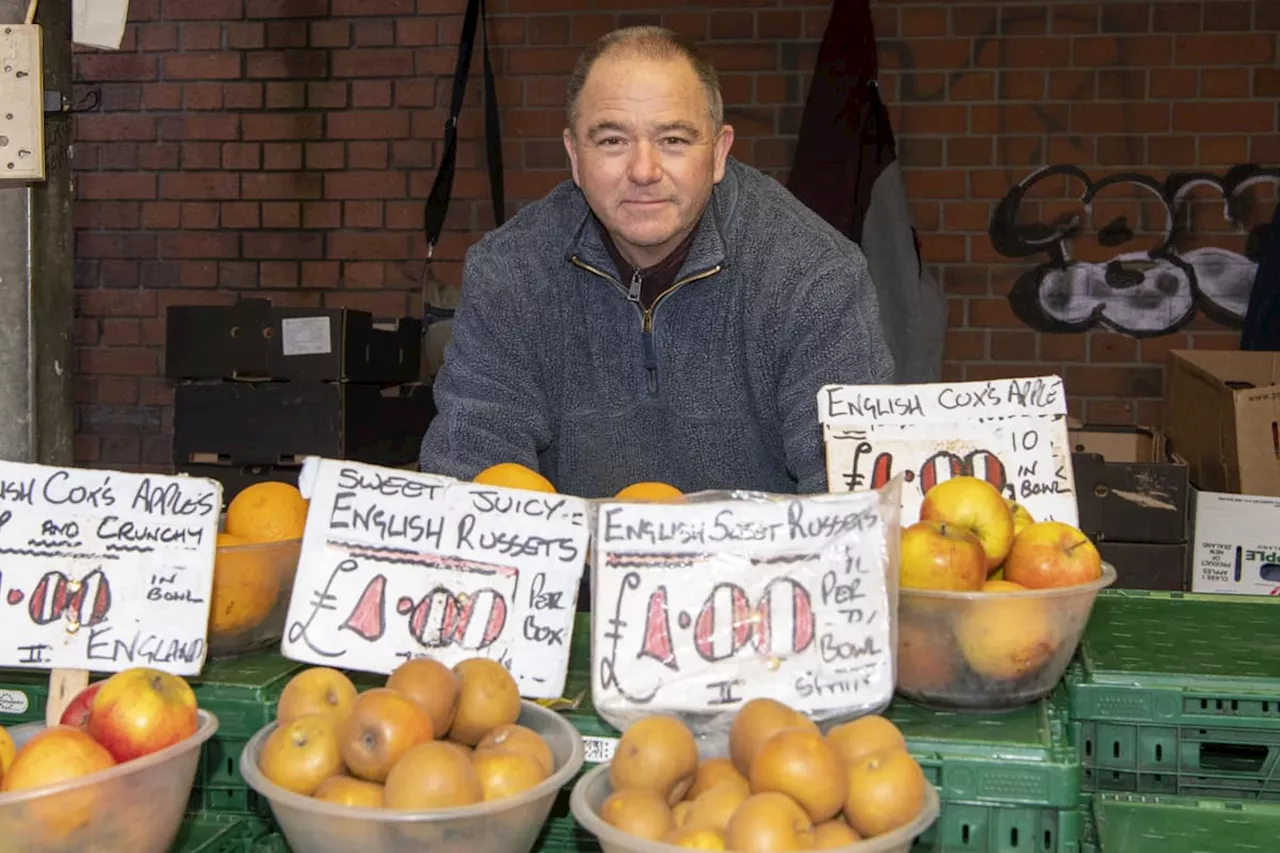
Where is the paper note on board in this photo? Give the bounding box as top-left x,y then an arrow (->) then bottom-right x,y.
282,458 -> 591,698
591,484 -> 901,725
818,376 -> 1079,526
0,461 -> 220,675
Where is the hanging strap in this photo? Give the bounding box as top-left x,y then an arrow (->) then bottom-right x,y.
422,0 -> 505,323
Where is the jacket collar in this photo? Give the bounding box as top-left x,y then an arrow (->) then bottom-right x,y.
565,158 -> 739,282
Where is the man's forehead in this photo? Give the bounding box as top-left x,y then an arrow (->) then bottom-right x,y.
576,54 -> 711,128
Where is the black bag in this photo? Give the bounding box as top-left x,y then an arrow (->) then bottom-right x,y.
421,0 -> 506,378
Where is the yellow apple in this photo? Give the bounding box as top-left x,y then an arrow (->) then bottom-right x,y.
1004,521 -> 1102,589
1005,499 -> 1035,536
919,477 -> 1015,571
956,586 -> 1060,680
900,520 -> 987,591
87,668 -> 199,763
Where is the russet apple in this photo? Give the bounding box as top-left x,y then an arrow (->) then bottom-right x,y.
277,667 -> 358,725
87,668 -> 199,763
339,688 -> 435,783
59,681 -> 103,729
900,520 -> 987,591
1004,521 -> 1102,589
919,476 -> 1016,571
259,714 -> 344,796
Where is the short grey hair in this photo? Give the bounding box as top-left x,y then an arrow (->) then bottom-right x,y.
565,26 -> 725,134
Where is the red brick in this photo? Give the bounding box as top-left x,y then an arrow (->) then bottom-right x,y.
1174,102 -> 1274,133
75,55 -> 158,82
158,114 -> 241,140
1149,67 -> 1197,98
246,0 -> 327,17
137,24 -> 178,52
266,82 -> 307,109
333,0 -> 414,13
223,83 -> 264,109
159,232 -> 240,259
78,174 -> 156,200
76,115 -> 157,142
261,202 -> 302,229
1175,34 -> 1274,65
1071,103 -> 1169,134
182,82 -> 223,110
266,21 -> 309,49
243,172 -> 323,199
899,105 -> 967,134
243,232 -> 324,259
263,143 -> 303,170
352,81 -> 394,108
347,142 -> 390,169
324,171 -> 407,199
260,261 -> 300,287
1152,2 -> 1201,32
326,111 -> 410,140
332,49 -> 415,79
1254,68 -> 1280,99
322,290 -> 409,317
396,19 -> 436,46
247,51 -> 328,79
303,202 -> 342,229
342,201 -> 382,228
308,82 -> 350,109
181,203 -> 221,229
79,348 -> 159,376
1201,68 -> 1250,99
354,21 -> 396,47
220,202 -> 260,229
227,22 -> 265,49
164,54 -> 242,81
1200,136 -> 1249,166
164,0 -> 243,20
242,113 -> 324,140
180,23 -> 223,51
180,142 -> 222,170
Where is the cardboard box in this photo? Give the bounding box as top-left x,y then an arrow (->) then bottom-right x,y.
1069,425 -> 1189,545
1189,490 -> 1280,596
1164,350 -> 1280,497
165,299 -> 422,384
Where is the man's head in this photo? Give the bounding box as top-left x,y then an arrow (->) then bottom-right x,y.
563,27 -> 735,270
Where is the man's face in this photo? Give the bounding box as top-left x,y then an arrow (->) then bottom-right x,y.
564,53 -> 734,270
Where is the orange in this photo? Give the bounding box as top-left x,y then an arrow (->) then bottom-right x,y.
209,532 -> 282,636
472,462 -> 556,493
842,748 -> 928,838
614,481 -> 684,502
225,481 -> 309,543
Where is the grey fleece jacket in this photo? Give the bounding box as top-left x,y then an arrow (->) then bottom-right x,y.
418,158 -> 895,498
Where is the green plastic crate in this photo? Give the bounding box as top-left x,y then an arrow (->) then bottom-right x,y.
0,666 -> 49,725
172,811 -> 269,853
1088,793 -> 1280,852
1070,591 -> 1280,729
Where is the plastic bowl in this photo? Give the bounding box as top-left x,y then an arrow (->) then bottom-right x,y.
896,563 -> 1117,711
240,700 -> 586,853
206,536 -> 302,658
0,710 -> 218,853
571,761 -> 940,853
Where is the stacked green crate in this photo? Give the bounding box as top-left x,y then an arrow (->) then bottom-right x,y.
1081,793 -> 1280,853
171,812 -> 270,853
1067,591 -> 1280,800
546,615 -> 1085,853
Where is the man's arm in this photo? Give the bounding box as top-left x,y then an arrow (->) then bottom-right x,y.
777,250 -> 896,494
418,248 -> 553,479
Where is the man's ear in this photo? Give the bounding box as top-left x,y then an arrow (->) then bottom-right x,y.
563,128 -> 581,187
712,124 -> 735,184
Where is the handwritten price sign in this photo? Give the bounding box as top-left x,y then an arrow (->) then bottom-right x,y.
0,461 -> 221,675
591,485 -> 900,723
818,375 -> 1079,526
281,458 -> 591,698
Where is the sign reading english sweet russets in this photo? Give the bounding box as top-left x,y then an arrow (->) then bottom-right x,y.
282,457 -> 591,698
0,461 -> 221,675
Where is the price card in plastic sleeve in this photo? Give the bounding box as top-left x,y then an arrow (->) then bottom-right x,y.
590,481 -> 902,739
282,458 -> 591,698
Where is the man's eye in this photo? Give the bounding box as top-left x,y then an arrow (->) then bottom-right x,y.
598,137 -> 624,146
662,137 -> 689,145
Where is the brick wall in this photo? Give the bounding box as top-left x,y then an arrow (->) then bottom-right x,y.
70,0 -> 1279,471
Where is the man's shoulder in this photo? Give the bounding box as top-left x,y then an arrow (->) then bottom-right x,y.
719,160 -> 864,264
469,178 -> 585,261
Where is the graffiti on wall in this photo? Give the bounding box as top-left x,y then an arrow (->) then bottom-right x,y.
989,164 -> 1280,337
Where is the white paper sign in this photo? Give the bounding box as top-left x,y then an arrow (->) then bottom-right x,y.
592,487 -> 897,717
282,458 -> 591,698
0,461 -> 220,675
819,376 -> 1079,526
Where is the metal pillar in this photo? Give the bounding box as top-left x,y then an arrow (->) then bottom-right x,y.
0,0 -> 74,466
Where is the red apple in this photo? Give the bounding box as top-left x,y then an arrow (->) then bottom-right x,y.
1004,521 -> 1103,589
86,668 -> 199,763
919,476 -> 1015,571
58,681 -> 103,729
899,520 -> 987,591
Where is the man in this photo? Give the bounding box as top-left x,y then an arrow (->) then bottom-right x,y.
419,26 -> 894,498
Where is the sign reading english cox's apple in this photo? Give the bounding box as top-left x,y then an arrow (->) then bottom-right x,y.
818,375 -> 1079,527
282,457 -> 590,699
0,460 -> 221,676
591,482 -> 903,741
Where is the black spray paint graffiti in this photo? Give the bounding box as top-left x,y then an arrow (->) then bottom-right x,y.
990,164 -> 1280,337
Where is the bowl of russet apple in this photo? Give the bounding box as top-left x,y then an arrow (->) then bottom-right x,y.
0,667 -> 218,853
571,698 -> 940,853
897,476 -> 1117,712
239,655 -> 586,853
207,481 -> 308,659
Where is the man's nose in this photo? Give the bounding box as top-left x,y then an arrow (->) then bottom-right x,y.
627,141 -> 662,184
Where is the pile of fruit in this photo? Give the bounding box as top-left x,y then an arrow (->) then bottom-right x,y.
599,698 -> 927,851
209,481 -> 310,644
897,476 -> 1105,699
0,668 -> 202,843
258,655 -> 556,810
474,461 -> 686,503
